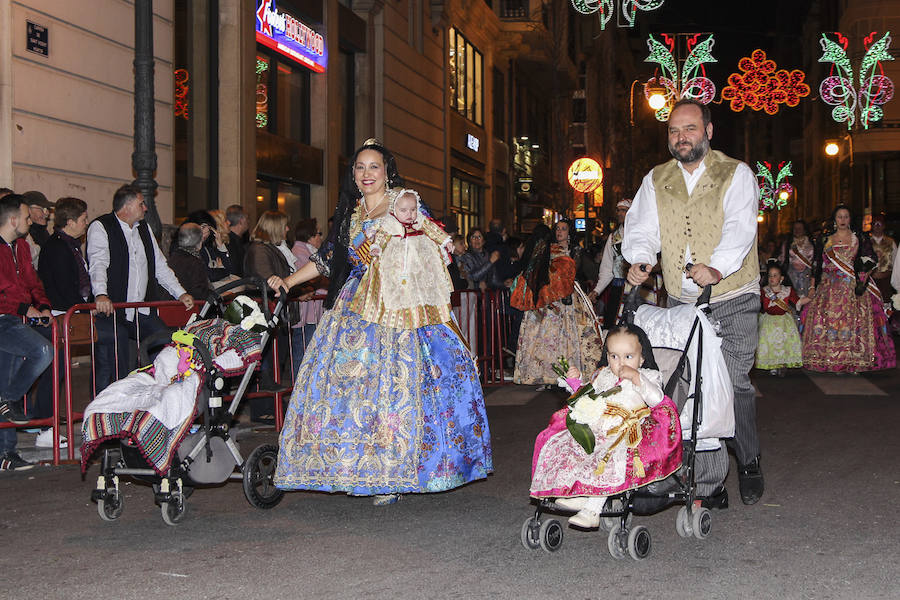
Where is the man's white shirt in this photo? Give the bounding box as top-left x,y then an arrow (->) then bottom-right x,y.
87,216 -> 186,320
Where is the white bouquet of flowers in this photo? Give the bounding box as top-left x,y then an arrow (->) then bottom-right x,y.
224,295 -> 267,333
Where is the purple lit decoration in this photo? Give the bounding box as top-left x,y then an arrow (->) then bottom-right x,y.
756,160 -> 793,214
644,33 -> 717,121
819,31 -> 894,130
571,0 -> 663,30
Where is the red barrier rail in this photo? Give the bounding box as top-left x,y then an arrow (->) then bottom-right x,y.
0,318 -> 63,463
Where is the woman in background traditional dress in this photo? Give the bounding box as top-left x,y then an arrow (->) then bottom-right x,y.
512,220 -> 604,388
802,205 -> 895,373
780,219 -> 814,298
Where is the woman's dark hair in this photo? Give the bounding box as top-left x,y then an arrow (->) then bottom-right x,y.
324,139 -> 421,309
792,219 -> 810,238
598,324 -> 658,371
466,227 -> 486,249
185,210 -> 216,229
294,218 -> 318,243
54,197 -> 87,229
553,219 -> 576,258
519,224 -> 553,305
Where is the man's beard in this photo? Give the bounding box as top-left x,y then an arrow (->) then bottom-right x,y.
668,134 -> 710,164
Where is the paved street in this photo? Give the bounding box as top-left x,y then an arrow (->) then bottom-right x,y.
2,367 -> 898,600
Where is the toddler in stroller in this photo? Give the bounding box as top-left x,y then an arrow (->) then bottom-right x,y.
529,324 -> 682,529
522,286 -> 735,559
525,325 -> 682,554
81,278 -> 290,525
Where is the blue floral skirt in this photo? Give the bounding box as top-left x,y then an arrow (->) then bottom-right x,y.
275,277 -> 493,494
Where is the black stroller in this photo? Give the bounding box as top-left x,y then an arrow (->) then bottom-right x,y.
88,278 -> 289,525
521,286 -> 733,559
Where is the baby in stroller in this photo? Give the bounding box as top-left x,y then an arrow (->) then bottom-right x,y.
529,324 -> 683,529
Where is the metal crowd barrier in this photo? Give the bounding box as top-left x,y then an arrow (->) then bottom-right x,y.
10,289 -> 516,466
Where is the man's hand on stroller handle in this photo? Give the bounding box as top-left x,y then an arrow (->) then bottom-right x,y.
684,262 -> 722,286
627,263 -> 651,286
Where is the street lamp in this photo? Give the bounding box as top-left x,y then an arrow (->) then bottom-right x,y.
647,89 -> 667,110
824,140 -> 840,157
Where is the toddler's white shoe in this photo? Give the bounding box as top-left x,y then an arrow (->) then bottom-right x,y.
568,508 -> 601,529
35,428 -> 67,449
554,497 -> 587,511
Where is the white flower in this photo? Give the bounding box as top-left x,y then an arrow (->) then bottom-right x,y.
240,312 -> 267,332
569,395 -> 607,425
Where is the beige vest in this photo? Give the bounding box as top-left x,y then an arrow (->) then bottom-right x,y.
652,150 -> 759,299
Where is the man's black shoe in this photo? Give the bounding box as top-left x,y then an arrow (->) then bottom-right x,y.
0,400 -> 30,425
699,486 -> 729,509
738,456 -> 764,505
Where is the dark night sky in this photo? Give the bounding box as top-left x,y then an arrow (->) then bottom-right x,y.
617,0 -> 816,159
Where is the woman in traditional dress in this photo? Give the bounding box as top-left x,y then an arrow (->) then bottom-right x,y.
802,205 -> 896,373
511,221 -> 604,388
266,139 -> 492,505
779,219 -> 814,298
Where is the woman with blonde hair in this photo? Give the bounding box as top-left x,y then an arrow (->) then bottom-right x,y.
245,210 -> 298,402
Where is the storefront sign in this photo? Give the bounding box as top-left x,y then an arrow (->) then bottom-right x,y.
256,0 -> 326,73
26,21 -> 48,57
567,157 -> 603,193
466,134 -> 480,152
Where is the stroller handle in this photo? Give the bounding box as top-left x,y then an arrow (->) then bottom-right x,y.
202,277 -> 272,320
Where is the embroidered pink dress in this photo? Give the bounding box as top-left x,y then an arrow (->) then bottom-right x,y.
802,235 -> 896,372
530,367 -> 682,499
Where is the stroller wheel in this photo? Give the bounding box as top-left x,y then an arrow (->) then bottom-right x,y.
606,524 -> 628,560
600,497 -> 633,532
692,507 -> 712,539
520,517 -> 541,550
627,525 -> 652,560
675,506 -> 692,538
538,519 -> 564,553
161,497 -> 186,526
243,444 -> 285,509
97,488 -> 124,521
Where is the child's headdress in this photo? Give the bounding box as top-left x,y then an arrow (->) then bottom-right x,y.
388,187 -> 422,214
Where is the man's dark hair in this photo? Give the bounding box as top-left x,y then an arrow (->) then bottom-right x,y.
112,184 -> 142,212
225,204 -> 246,227
670,98 -> 712,127
54,197 -> 88,229
0,193 -> 27,225
0,187 -> 13,198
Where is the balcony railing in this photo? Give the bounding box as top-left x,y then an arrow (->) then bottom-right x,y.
499,0 -> 529,19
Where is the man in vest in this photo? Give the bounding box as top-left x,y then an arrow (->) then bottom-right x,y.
86,184 -> 194,391
623,99 -> 763,506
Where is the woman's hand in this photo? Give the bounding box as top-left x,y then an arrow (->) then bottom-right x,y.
267,275 -> 286,296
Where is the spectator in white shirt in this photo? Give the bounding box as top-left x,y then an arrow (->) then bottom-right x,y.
86,184 -> 193,391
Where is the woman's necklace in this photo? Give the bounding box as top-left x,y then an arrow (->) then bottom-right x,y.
363,193 -> 386,217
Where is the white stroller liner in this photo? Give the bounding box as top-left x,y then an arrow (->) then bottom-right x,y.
633,302 -> 735,451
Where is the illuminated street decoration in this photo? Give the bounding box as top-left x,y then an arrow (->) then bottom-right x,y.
568,157 -> 603,193
256,0 -> 326,73
174,69 -> 189,120
570,0 -> 663,30
819,31 -> 894,129
643,34 -> 716,121
721,50 -> 810,115
756,160 -> 793,213
256,58 -> 269,129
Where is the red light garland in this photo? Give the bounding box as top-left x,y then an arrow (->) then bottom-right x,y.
721,49 -> 810,115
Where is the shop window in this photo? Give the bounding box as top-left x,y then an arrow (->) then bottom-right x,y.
256,177 -> 311,230
448,28 -> 483,126
255,50 -> 311,144
450,173 -> 484,236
